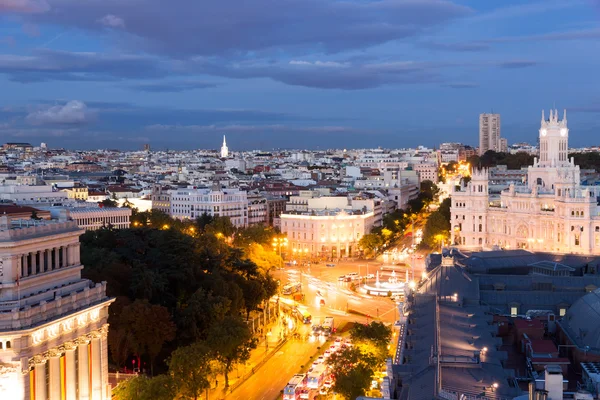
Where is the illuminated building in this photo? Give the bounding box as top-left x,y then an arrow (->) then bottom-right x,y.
452,110 -> 600,254
0,215 -> 113,399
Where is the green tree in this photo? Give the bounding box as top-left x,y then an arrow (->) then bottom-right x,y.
208,316 -> 257,387
112,375 -> 175,400
327,347 -> 377,400
100,198 -> 118,208
350,321 -> 392,350
359,233 -> 384,257
118,299 -> 176,375
421,202 -> 451,250
168,341 -> 214,400
206,216 -> 236,238
234,224 -> 276,247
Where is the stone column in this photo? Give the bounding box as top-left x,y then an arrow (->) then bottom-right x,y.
22,254 -> 29,277
62,246 -> 68,267
63,342 -> 78,400
100,325 -> 109,399
46,249 -> 52,271
47,349 -> 62,400
54,247 -> 60,270
33,356 -> 48,400
31,251 -> 37,275
67,245 -> 74,266
77,338 -> 91,400
91,334 -> 103,399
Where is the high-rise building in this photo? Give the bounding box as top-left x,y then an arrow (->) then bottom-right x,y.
479,113 -> 502,155
220,135 -> 229,158
0,215 -> 113,399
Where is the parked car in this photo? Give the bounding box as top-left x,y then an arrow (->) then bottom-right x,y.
338,275 -> 346,281
366,273 -> 375,279
320,298 -> 326,306
326,263 -> 336,267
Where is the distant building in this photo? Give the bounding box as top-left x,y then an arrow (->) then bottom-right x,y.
62,184 -> 88,200
0,204 -> 51,221
150,184 -> 171,214
170,185 -> 248,227
479,113 -> 502,155
57,207 -> 132,231
0,184 -> 69,206
3,142 -> 33,152
220,135 -> 229,158
412,162 -> 438,183
247,192 -> 268,225
0,215 -> 113,399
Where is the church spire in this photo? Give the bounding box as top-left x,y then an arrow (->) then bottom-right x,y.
220,135 -> 229,158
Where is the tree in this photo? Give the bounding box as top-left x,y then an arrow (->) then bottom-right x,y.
112,375 -> 175,400
359,233 -> 384,258
206,216 -> 236,238
421,204 -> 451,250
208,316 -> 257,387
327,347 -> 377,400
117,299 -> 176,375
168,341 -> 214,400
234,224 -> 276,247
100,198 -> 118,208
420,180 -> 439,203
350,321 -> 392,350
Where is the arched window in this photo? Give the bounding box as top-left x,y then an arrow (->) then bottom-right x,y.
5,341 -> 10,349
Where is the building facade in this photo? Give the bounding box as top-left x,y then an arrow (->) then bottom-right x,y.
64,207 -> 132,231
0,215 -> 113,399
150,185 -> 171,214
280,209 -> 375,259
247,192 -> 268,225
452,110 -> 600,254
479,113 -> 502,155
170,185 -> 248,227
412,162 -> 438,183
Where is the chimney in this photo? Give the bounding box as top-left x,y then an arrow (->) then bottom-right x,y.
544,365 -> 564,400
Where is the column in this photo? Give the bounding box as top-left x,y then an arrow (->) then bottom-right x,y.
77,338 -> 91,400
31,251 -> 37,274
64,344 -> 77,400
54,248 -> 60,270
48,350 -> 62,400
100,325 -> 109,399
22,254 -> 28,277
34,357 -> 48,400
39,250 -> 45,273
91,335 -> 103,399
62,246 -> 68,268
46,249 -> 52,271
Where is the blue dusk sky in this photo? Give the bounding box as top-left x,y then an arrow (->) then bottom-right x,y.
1,0 -> 600,150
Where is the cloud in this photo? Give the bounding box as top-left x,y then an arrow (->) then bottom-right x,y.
0,36 -> 17,46
98,14 -> 125,28
0,0 -> 49,13
128,81 -> 219,92
145,123 -> 356,134
0,49 -> 168,82
497,60 -> 538,69
470,0 -> 584,22
442,82 -> 478,89
20,0 -> 472,56
419,41 -> 490,52
25,100 -> 94,125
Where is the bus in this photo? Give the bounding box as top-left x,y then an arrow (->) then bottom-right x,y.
283,374 -> 307,400
295,307 -> 312,324
283,282 -> 302,295
322,317 -> 334,333
307,363 -> 328,389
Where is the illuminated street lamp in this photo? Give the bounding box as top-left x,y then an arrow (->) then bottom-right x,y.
272,237 -> 288,268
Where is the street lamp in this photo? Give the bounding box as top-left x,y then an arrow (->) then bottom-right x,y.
272,237 -> 288,268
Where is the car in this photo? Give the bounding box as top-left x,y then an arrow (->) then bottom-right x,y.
366,273 -> 375,279
324,350 -> 332,358
317,356 -> 325,363
338,275 -> 346,281
329,345 -> 337,352
312,361 -> 319,367
300,389 -> 310,399
344,277 -> 352,282
326,263 -> 336,267
323,380 -> 333,389
334,338 -> 342,346
320,387 -> 329,395
320,299 -> 326,306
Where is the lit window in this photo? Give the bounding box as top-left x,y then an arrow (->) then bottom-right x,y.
510,307 -> 518,317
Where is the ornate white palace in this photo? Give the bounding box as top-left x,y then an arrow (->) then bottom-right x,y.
0,215 -> 114,399
451,109 -> 600,254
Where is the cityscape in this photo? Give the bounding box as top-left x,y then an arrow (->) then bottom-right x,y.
2,2 -> 600,400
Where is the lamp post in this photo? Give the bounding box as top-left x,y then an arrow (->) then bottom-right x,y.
272,237 -> 288,268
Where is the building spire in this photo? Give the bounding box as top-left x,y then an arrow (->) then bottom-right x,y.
220,135 -> 229,158
563,109 -> 567,122
541,109 -> 545,122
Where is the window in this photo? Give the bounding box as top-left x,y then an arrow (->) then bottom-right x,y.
6,341 -> 10,349
559,308 -> 567,317
510,307 -> 518,317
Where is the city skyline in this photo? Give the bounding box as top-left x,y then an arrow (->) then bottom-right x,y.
1,1 -> 600,150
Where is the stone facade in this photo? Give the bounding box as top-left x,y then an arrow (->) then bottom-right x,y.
451,110 -> 600,254
0,216 -> 114,399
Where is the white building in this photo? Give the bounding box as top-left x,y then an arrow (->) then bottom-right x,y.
0,185 -> 68,205
280,208 -> 375,259
59,207 -> 132,231
220,135 -> 229,158
479,113 -> 502,155
0,215 -> 113,399
170,185 -> 248,227
452,110 -> 600,254
412,162 -> 438,183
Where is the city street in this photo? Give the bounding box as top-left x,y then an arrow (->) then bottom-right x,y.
226,259 -> 410,400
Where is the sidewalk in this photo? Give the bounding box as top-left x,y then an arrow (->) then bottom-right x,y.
205,313 -> 294,400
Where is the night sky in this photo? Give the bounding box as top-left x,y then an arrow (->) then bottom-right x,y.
1,0 -> 600,150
